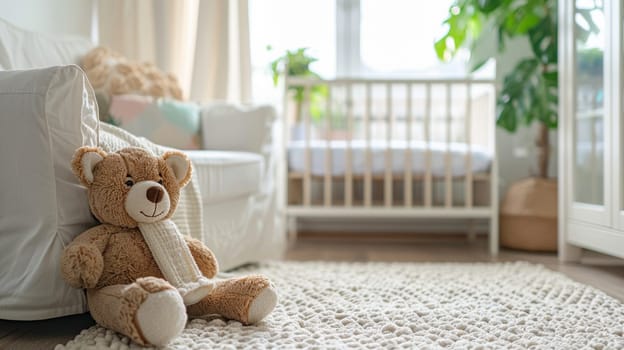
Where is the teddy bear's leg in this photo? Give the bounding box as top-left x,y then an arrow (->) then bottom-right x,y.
87,276 -> 187,346
187,274 -> 277,325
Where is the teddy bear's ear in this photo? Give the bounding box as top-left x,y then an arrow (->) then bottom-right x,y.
163,151 -> 192,187
72,147 -> 107,186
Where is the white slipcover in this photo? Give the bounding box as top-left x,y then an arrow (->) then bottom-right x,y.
0,65 -> 99,320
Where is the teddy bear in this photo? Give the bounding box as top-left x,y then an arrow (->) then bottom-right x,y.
80,46 -> 184,121
61,146 -> 277,346
81,46 -> 184,100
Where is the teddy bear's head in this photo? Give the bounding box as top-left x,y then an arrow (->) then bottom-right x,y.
72,147 -> 192,228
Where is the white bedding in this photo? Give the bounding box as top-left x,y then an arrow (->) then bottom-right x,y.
288,140 -> 492,177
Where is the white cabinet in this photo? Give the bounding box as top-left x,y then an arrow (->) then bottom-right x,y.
559,0 -> 624,260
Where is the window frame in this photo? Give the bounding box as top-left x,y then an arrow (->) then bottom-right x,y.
336,0 -> 362,77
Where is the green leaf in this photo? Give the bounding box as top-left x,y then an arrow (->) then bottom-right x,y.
515,11 -> 540,33
531,15 -> 557,63
543,71 -> 558,83
469,58 -> 489,72
477,0 -> 501,14
497,103 -> 518,132
497,25 -> 506,51
467,15 -> 483,37
271,60 -> 280,86
434,36 -> 449,60
496,57 -> 559,131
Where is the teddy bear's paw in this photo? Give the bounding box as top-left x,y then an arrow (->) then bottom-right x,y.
135,276 -> 176,293
247,284 -> 278,324
61,244 -> 103,289
135,289 -> 187,346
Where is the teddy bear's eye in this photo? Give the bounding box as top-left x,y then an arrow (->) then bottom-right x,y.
158,173 -> 163,185
158,179 -> 163,185
124,176 -> 134,188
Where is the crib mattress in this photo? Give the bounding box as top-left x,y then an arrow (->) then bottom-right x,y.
288,140 -> 492,177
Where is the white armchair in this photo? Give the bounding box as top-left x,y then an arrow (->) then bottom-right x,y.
0,18 -> 284,321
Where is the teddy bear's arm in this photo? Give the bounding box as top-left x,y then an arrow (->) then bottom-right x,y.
61,224 -> 120,289
184,236 -> 219,278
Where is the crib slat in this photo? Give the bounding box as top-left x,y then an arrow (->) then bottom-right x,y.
465,83 -> 473,208
444,83 -> 452,208
424,83 -> 432,208
404,83 -> 413,207
364,83 -> 373,207
282,71 -> 290,211
345,83 -> 353,207
303,86 -> 312,207
324,85 -> 332,207
385,83 -> 393,207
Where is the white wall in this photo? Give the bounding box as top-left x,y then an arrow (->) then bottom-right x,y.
0,0 -> 93,39
471,24 -> 558,196
495,41 -> 559,196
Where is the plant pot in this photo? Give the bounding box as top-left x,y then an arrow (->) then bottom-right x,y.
500,177 -> 557,252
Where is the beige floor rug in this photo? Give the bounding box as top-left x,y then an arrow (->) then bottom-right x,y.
57,261 -> 624,349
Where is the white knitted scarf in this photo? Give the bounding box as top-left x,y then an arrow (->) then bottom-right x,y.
138,220 -> 212,305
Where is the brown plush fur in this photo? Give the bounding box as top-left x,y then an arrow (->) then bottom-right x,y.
62,147 -> 276,346
87,277 -> 176,345
187,275 -> 272,324
81,46 -> 184,102
77,147 -> 184,228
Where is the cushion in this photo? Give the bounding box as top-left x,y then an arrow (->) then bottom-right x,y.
0,65 -> 99,320
81,46 -> 183,102
185,150 -> 264,204
0,18 -> 92,70
106,94 -> 201,150
200,104 -> 276,155
186,150 -> 276,271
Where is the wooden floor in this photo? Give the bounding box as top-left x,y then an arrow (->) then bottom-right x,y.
287,232 -> 624,302
2,233 -> 624,349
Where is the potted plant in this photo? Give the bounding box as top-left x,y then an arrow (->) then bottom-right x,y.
270,48 -> 327,140
434,0 -> 600,251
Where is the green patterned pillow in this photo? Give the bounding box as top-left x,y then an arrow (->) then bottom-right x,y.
106,94 -> 201,150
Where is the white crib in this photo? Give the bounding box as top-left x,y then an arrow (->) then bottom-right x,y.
281,77 -> 499,255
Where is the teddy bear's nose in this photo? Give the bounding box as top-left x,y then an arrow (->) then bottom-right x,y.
146,186 -> 164,203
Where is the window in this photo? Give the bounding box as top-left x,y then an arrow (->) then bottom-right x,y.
249,0 -> 492,104
249,0 -> 336,105
337,0 -> 465,77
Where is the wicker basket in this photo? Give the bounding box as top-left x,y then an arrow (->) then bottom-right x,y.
500,177 -> 557,252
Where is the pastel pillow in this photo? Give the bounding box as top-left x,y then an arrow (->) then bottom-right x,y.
200,103 -> 276,155
0,65 -> 99,320
107,94 -> 201,150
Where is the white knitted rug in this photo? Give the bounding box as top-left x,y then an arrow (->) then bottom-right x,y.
57,261 -> 624,349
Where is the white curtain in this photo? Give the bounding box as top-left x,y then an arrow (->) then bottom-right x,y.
97,0 -> 252,103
